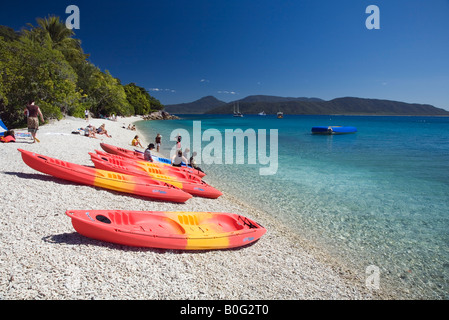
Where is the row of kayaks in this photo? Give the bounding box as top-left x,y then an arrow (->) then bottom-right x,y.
18,143 -> 266,250
18,146 -> 216,202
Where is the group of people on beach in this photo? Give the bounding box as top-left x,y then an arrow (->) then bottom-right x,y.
86,109 -> 118,122
4,101 -> 116,144
131,133 -> 161,151
138,133 -> 203,173
15,100 -> 203,173
83,123 -> 112,139
170,134 -> 203,173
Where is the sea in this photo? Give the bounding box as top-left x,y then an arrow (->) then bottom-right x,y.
136,114 -> 449,299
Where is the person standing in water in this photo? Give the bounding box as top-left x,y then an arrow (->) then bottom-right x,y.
24,100 -> 44,143
175,134 -> 182,150
155,133 -> 162,152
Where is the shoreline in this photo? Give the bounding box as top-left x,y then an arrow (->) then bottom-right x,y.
0,115 -> 391,299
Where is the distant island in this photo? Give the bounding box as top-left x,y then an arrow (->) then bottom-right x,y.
164,95 -> 449,116
164,96 -> 227,114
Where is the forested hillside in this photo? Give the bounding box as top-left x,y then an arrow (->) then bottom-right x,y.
0,17 -> 163,128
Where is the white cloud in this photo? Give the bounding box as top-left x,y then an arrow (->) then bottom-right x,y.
149,88 -> 176,93
217,90 -> 237,95
200,79 -> 210,83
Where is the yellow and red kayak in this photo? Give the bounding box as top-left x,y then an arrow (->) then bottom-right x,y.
90,153 -> 222,199
100,143 -> 206,178
91,151 -> 202,182
18,149 -> 192,203
94,149 -> 205,180
66,210 -> 266,250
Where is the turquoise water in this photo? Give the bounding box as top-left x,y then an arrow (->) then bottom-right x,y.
136,114 -> 449,299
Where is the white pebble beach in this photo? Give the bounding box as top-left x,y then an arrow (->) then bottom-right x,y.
0,116 -> 392,300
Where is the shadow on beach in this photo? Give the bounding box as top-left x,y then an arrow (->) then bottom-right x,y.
42,232 -> 261,254
2,171 -> 76,185
42,232 -> 168,253
2,171 -> 191,204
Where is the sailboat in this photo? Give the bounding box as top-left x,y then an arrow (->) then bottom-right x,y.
258,111 -> 266,116
233,102 -> 243,117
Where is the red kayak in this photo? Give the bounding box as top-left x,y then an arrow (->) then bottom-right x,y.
18,149 -> 192,203
66,210 -> 266,250
100,143 -> 206,178
90,153 -> 222,199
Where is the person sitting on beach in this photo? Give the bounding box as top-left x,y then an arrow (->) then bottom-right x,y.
189,151 -> 204,173
84,125 -> 98,139
171,149 -> 188,167
132,135 -> 143,147
97,124 -> 111,138
144,143 -> 155,162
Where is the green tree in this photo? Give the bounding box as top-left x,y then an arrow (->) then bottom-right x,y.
26,15 -> 88,66
123,83 -> 164,115
79,65 -> 133,117
0,26 -> 20,42
147,92 -> 164,112
1,15 -> 163,126
0,35 -> 81,126
123,83 -> 151,115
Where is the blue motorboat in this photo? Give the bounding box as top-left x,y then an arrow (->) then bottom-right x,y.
311,126 -> 357,135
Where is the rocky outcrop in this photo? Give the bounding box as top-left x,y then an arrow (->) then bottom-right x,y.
142,111 -> 180,120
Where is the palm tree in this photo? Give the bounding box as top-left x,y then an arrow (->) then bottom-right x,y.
31,15 -> 88,65
36,16 -> 75,45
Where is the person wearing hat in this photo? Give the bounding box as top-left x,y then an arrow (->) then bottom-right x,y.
144,143 -> 155,162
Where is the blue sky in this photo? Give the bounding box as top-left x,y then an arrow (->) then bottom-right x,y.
1,0 -> 448,110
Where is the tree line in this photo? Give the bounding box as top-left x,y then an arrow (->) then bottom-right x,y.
0,16 -> 163,128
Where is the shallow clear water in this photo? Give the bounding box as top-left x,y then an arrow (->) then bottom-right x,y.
136,114 -> 449,299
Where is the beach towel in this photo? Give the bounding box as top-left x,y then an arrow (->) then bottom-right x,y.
0,119 -> 7,137
0,135 -> 15,143
14,132 -> 32,139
